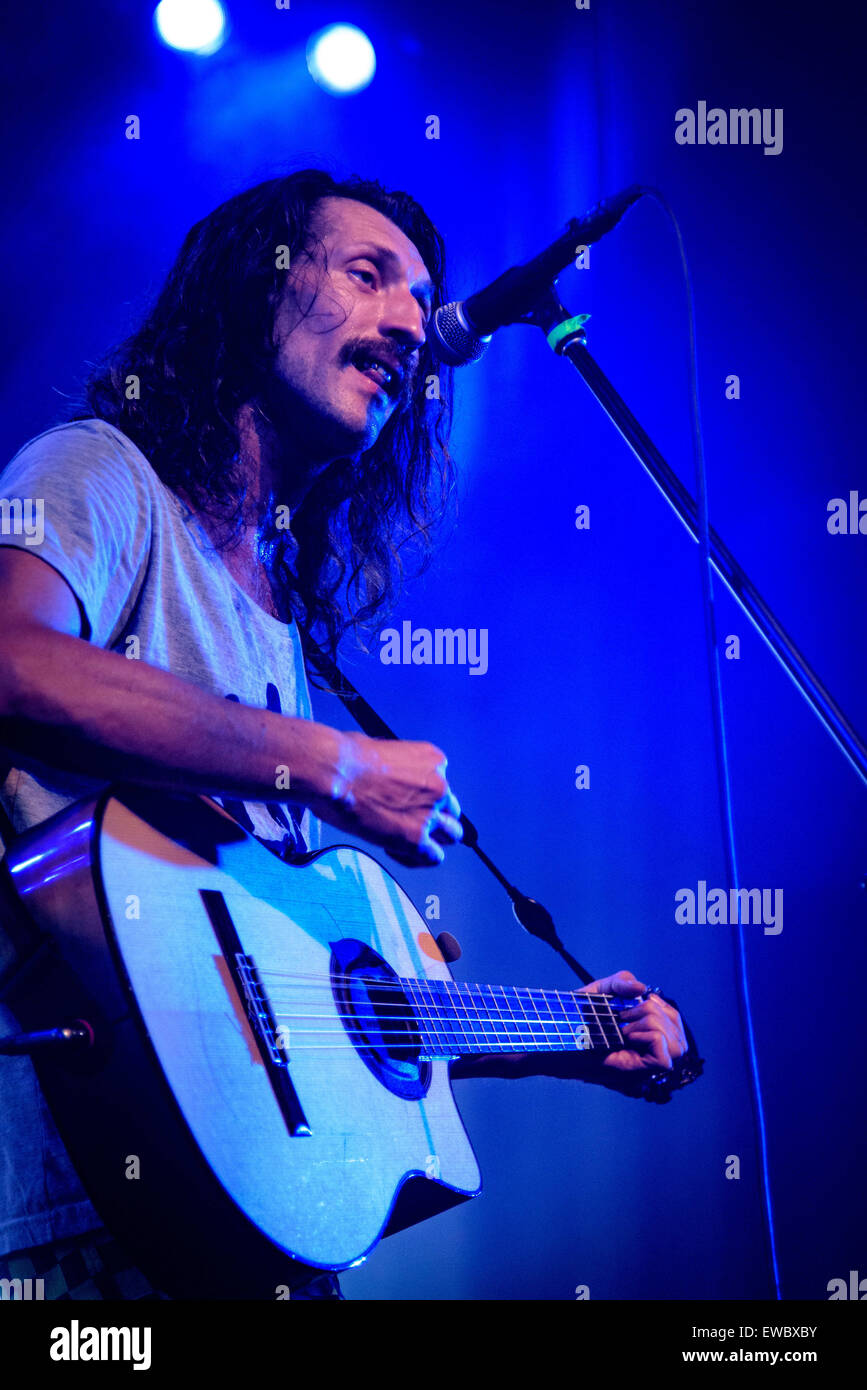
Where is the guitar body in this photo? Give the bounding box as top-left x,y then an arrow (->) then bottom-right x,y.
2,787 -> 481,1298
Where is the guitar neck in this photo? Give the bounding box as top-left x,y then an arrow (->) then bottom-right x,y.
403,978 -> 627,1059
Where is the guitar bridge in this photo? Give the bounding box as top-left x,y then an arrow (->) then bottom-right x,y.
199,889 -> 311,1137
236,954 -> 288,1065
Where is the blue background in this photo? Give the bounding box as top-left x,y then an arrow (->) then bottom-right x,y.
1,0 -> 864,1299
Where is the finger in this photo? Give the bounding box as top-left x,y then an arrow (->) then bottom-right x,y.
649,997 -> 681,1025
388,839 -> 445,869
609,970 -> 647,997
623,1011 -> 686,1060
602,1050 -> 644,1072
627,1000 -> 688,1056
617,1000 -> 652,1021
438,787 -> 462,822
620,1026 -> 673,1069
582,971 -> 646,998
430,811 -> 463,846
618,997 -> 679,1027
617,999 -> 667,1024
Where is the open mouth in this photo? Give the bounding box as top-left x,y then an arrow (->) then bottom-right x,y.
348,348 -> 403,400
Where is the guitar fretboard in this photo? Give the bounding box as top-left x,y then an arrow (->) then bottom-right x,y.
402,978 -> 626,1059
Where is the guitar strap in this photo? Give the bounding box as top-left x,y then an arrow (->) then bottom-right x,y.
300,635 -> 598,964
300,634 -> 704,1102
0,659 -> 703,1099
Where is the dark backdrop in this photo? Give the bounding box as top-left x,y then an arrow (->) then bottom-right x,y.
1,0 -> 864,1300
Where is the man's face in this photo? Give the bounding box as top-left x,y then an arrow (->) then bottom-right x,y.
267,196 -> 434,465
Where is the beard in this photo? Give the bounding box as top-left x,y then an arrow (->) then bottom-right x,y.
255,363 -> 368,466
248,326 -> 409,510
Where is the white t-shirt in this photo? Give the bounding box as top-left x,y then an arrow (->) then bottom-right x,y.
0,417 -> 317,1255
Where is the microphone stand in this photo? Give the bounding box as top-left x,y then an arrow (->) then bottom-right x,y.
302,638 -> 595,984
523,285 -> 867,788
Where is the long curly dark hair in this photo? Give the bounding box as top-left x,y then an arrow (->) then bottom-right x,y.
75,168 -> 455,663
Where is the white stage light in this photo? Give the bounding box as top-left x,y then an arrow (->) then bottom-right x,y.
306,24 -> 376,96
154,0 -> 227,56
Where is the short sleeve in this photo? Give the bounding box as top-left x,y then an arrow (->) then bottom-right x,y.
0,419 -> 153,646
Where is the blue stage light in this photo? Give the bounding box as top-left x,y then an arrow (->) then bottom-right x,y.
306,24 -> 376,96
154,0 -> 227,55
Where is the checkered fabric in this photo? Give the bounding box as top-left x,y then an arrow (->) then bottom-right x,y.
0,1228 -> 168,1300
0,1228 -> 342,1300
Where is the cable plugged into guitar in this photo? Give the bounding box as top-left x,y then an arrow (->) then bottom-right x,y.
0,1018 -> 94,1056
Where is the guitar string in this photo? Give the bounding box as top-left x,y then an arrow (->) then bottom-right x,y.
267,1012 -> 610,1032
264,1003 -> 616,1042
248,990 -> 622,1046
263,1045 -> 610,1051
252,1045 -> 614,1052
254,970 -> 624,1014
268,1020 -> 612,1040
247,973 -> 625,1045
256,968 -> 616,1001
259,987 -> 616,1016
266,1028 -> 612,1044
257,987 -> 619,1032
250,1019 -> 646,1052
265,1028 -> 617,1053
265,1005 -> 612,1037
254,1028 -> 619,1045
244,971 -> 627,1048
239,995 -> 629,1050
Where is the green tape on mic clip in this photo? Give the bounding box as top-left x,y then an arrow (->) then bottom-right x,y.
546,314 -> 591,353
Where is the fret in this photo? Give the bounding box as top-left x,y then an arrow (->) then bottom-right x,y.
494,984 -> 523,1050
425,979 -> 463,1058
546,989 -> 581,1049
417,979 -> 477,1056
487,984 -> 517,1051
515,987 -> 548,1049
523,986 -> 547,1048
417,979 -> 440,1055
404,977 -> 435,1053
416,979 -> 454,1055
501,984 -> 531,1048
532,987 -> 560,1049
601,994 -> 625,1050
474,984 -> 493,1046
424,979 -> 455,1054
461,982 -> 491,1051
497,983 -> 547,1051
539,989 -> 573,1049
558,990 -> 596,1051
403,978 -> 622,1059
493,983 -> 522,1051
577,989 -> 604,1050
480,984 -> 506,1049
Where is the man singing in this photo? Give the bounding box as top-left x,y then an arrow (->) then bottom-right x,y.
0,169 -> 687,1299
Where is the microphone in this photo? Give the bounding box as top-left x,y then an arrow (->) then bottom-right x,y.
430,185 -> 647,366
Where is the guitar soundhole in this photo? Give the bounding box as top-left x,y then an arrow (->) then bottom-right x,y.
330,940 -> 432,1101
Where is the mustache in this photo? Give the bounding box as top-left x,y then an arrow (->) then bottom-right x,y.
339,337 -> 419,394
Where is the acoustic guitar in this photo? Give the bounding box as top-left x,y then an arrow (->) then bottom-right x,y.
0,786 -> 700,1298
